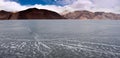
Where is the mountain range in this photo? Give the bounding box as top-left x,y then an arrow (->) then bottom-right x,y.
63,10 -> 120,20
0,8 -> 65,19
0,8 -> 120,20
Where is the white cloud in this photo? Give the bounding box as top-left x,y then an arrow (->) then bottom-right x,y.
65,0 -> 120,13
65,0 -> 94,11
0,0 -> 120,14
0,0 -> 29,12
92,0 -> 120,8
0,0 -> 66,13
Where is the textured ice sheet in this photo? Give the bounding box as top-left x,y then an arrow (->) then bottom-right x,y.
0,40 -> 120,58
0,20 -> 120,58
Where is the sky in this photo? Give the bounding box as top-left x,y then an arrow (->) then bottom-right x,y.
0,0 -> 120,13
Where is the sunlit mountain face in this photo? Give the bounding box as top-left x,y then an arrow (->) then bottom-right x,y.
10,0 -> 76,6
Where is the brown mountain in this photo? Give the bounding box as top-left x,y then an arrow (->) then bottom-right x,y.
0,8 -> 65,20
0,8 -> 120,20
0,10 -> 12,19
63,10 -> 120,20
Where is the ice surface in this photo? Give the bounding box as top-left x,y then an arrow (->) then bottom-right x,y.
0,20 -> 120,58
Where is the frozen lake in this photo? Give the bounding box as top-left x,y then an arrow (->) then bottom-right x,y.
0,20 -> 120,58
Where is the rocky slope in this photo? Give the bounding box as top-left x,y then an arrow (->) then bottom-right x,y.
0,10 -> 12,19
0,8 -> 120,20
0,8 -> 65,20
63,10 -> 120,20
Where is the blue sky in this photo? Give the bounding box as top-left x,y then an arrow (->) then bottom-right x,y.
9,0 -> 120,8
15,0 -> 53,5
10,0 -> 75,6
0,0 -> 120,13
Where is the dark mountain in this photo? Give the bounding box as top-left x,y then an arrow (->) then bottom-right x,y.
63,10 -> 120,20
0,10 -> 12,19
0,8 -> 65,20
18,8 -> 65,19
0,8 -> 120,20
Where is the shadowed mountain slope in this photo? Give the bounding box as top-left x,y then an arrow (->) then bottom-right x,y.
0,8 -> 120,20
0,8 -> 65,20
